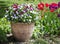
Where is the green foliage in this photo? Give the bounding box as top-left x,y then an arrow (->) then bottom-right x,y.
40,12 -> 60,35
0,28 -> 7,42
0,18 -> 11,42
0,0 -> 11,18
0,18 -> 11,33
32,10 -> 60,39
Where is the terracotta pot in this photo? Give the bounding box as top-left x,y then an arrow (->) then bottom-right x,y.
11,22 -> 34,42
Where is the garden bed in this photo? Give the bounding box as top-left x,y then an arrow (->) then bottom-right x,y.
1,34 -> 60,44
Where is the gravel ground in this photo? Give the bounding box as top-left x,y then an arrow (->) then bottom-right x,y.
1,34 -> 60,44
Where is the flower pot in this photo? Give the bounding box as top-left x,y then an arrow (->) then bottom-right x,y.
11,22 -> 34,42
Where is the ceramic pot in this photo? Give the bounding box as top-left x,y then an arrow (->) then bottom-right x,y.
11,22 -> 34,42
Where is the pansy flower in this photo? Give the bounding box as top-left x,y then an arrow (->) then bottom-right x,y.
57,14 -> 60,17
49,3 -> 58,12
12,4 -> 18,11
49,3 -> 58,9
12,4 -> 18,8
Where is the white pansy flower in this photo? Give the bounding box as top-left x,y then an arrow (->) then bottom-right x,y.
23,10 -> 26,13
11,16 -> 14,18
15,17 -> 18,19
20,6 -> 23,9
30,11 -> 38,14
21,15 -> 23,17
18,5 -> 20,8
29,16 -> 32,18
34,16 -> 38,20
13,8 -> 17,10
29,19 -> 31,22
24,16 -> 26,18
16,11 -> 19,14
38,25 -> 40,27
35,16 -> 39,20
6,10 -> 9,13
5,15 -> 8,17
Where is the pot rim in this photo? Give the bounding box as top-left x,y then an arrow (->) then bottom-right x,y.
10,22 -> 35,24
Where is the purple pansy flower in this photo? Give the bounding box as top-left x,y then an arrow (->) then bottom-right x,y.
30,7 -> 34,11
23,9 -> 27,13
57,14 -> 60,17
54,6 -> 58,9
58,2 -> 60,8
49,3 -> 58,10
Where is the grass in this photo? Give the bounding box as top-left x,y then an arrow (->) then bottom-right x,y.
0,0 -> 60,7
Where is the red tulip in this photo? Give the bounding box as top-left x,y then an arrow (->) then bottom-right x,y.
38,2 -> 44,10
51,3 -> 58,7
50,9 -> 54,12
45,3 -> 49,7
